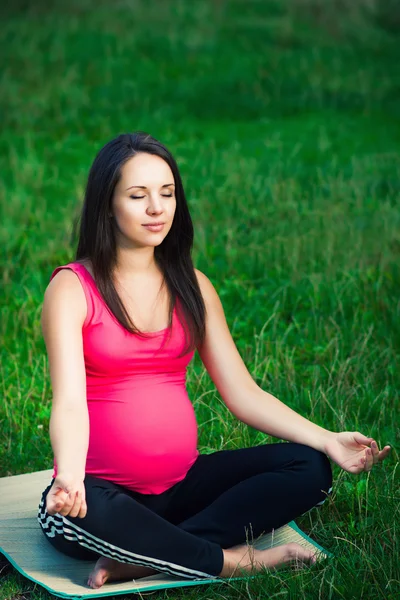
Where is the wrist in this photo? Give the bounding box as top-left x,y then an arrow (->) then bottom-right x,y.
55,470 -> 85,482
320,429 -> 337,454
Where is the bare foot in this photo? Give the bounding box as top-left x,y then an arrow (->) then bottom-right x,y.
87,556 -> 159,589
259,542 -> 318,571
220,542 -> 317,578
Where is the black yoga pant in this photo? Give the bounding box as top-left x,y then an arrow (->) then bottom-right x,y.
37,442 -> 333,580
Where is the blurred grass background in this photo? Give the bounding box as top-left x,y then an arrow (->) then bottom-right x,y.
0,0 -> 399,598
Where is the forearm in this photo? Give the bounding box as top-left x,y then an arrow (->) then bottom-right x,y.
49,404 -> 89,479
231,388 -> 336,453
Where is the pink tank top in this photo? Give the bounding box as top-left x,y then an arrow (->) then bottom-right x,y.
50,262 -> 199,494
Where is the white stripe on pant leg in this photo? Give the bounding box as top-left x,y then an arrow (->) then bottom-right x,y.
40,511 -> 211,580
37,499 -> 64,537
62,517 -> 218,580
61,528 -> 197,580
38,505 -> 161,570
62,522 -> 186,577
37,499 -> 219,580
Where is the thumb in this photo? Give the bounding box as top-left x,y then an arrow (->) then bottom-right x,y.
353,432 -> 373,445
47,497 -> 64,515
50,489 -> 67,508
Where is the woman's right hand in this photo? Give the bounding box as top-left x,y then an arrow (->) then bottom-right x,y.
46,474 -> 87,519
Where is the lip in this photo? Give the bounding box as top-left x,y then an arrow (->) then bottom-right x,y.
142,222 -> 165,226
142,223 -> 165,231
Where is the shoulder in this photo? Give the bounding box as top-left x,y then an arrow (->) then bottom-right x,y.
193,267 -> 226,327
48,266 -> 84,290
194,268 -> 219,302
47,266 -> 86,296
194,268 -> 208,285
44,267 -> 87,326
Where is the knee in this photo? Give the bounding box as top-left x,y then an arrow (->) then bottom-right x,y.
299,445 -> 333,502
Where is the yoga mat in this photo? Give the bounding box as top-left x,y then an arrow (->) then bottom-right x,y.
0,469 -> 333,599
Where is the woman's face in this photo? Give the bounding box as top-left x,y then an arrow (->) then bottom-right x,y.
111,152 -> 176,249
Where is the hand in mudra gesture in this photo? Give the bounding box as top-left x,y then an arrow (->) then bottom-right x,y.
46,474 -> 87,518
324,432 -> 391,474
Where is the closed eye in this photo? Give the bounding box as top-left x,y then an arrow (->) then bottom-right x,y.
130,194 -> 173,199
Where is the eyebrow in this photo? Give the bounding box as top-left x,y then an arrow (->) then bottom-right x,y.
125,183 -> 175,191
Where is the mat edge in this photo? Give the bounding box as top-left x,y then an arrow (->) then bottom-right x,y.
288,520 -> 335,558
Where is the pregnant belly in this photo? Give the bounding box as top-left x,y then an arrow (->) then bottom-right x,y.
85,390 -> 199,494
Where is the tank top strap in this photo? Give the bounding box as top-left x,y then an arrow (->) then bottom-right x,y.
50,262 -> 98,328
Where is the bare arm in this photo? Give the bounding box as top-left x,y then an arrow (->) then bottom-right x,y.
227,388 -> 334,453
195,269 -> 334,452
41,269 -> 89,480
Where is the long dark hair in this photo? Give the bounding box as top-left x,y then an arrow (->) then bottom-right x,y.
74,131 -> 206,358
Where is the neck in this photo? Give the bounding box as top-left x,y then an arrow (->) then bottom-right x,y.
113,247 -> 160,280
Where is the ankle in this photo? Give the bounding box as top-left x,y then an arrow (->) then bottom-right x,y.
219,545 -> 257,578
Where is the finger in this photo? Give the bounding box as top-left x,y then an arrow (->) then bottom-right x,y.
359,454 -> 367,472
78,498 -> 88,519
58,491 -> 76,516
47,491 -> 67,515
69,491 -> 84,518
367,447 -> 375,470
68,491 -> 83,518
364,448 -> 374,471
354,432 -> 373,446
79,488 -> 88,518
378,446 -> 391,461
370,441 -> 380,464
48,498 -> 65,516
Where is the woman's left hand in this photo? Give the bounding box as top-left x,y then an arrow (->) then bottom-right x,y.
324,432 -> 391,474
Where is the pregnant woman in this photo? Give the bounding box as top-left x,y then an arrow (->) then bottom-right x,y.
37,132 -> 391,589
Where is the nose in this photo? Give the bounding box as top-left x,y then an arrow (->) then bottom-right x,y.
147,195 -> 164,215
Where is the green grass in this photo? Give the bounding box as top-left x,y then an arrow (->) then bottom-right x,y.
0,0 -> 399,598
